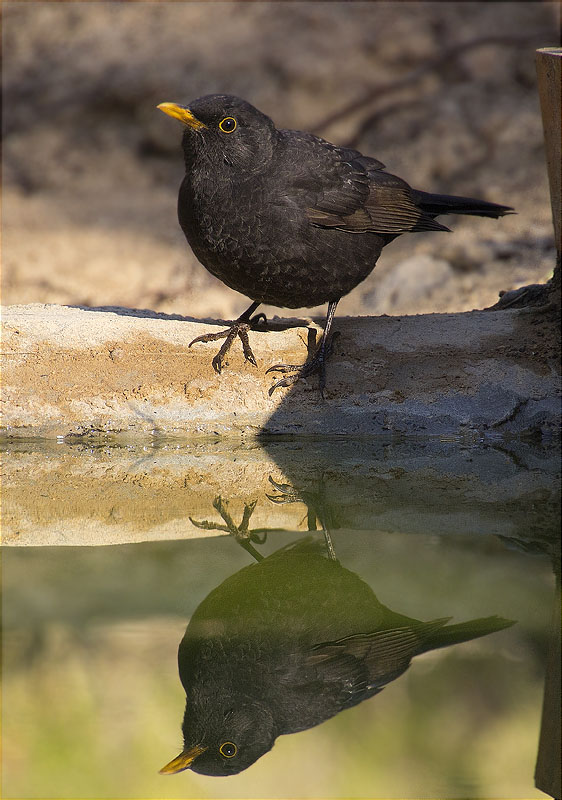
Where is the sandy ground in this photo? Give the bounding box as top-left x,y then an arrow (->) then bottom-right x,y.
2,2 -> 559,321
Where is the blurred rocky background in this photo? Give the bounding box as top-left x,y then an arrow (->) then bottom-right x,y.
2,1 -> 559,321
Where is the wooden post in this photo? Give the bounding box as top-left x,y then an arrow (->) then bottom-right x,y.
534,576 -> 561,800
534,51 -> 561,798
536,47 -> 561,302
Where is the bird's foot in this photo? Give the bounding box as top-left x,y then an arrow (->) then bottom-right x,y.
266,331 -> 339,396
266,475 -> 307,505
266,476 -> 338,560
189,321 -> 258,374
190,496 -> 267,561
190,496 -> 257,539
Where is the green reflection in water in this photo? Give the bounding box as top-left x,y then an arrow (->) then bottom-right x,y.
2,437 -> 558,798
163,535 -> 514,777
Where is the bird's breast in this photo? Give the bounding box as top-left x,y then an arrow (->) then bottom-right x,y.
177,171 -> 382,307
179,173 -> 295,251
178,174 -> 304,291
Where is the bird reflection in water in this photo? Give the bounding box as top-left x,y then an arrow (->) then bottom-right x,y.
161,482 -> 514,777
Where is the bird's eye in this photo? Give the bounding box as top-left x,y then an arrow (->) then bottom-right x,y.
219,741 -> 237,758
219,117 -> 237,133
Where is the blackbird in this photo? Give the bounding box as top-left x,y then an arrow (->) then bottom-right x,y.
160,539 -> 514,776
158,94 -> 514,392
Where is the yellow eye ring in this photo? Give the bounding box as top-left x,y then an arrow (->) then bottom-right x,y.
219,741 -> 237,758
219,117 -> 237,133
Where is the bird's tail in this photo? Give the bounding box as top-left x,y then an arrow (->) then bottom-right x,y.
420,615 -> 515,652
413,190 -> 515,219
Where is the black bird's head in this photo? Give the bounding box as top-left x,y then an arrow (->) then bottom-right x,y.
160,700 -> 277,777
157,94 -> 278,174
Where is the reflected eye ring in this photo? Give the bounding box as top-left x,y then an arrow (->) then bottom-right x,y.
219,741 -> 237,758
219,117 -> 237,133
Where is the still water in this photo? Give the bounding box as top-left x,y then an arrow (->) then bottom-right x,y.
2,436 -> 560,799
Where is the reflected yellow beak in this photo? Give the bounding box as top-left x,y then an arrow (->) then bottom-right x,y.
159,744 -> 207,775
157,102 -> 207,130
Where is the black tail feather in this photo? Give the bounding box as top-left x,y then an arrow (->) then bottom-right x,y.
420,615 -> 515,653
413,189 -> 515,219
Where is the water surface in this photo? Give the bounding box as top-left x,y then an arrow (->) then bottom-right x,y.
2,436 -> 559,798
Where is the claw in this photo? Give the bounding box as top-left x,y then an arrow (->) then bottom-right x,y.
190,320 -> 258,372
266,320 -> 337,395
267,354 -> 328,396
268,475 -> 295,493
189,330 -> 231,347
239,327 -> 257,366
191,496 -> 265,562
268,375 -> 300,395
265,363 -> 304,375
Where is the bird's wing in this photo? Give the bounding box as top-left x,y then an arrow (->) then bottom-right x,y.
280,131 -> 450,235
307,618 -> 452,694
280,131 -> 374,226
281,130 -> 385,172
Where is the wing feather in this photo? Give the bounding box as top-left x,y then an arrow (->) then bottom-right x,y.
288,138 -> 449,234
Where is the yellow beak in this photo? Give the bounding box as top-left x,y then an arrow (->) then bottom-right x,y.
159,744 -> 207,775
157,102 -> 207,130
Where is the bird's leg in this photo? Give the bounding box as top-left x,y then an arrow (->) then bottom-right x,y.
266,475 -> 338,560
189,301 -> 263,374
266,301 -> 339,396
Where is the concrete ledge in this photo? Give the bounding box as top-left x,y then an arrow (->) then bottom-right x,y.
1,303 -> 560,438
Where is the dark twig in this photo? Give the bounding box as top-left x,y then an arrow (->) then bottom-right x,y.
343,99 -> 426,148
311,33 -> 552,135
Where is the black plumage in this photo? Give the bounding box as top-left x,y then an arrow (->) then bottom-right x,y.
158,95 -> 514,390
160,539 -> 514,776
